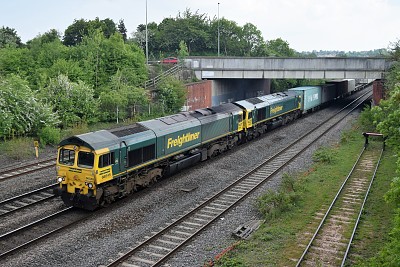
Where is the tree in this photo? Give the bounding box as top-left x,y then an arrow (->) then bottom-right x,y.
156,77 -> 187,113
0,26 -> 23,48
74,31 -> 147,94
40,74 -> 98,127
0,47 -> 34,78
63,18 -> 117,46
210,18 -> 243,56
27,29 -> 61,47
63,19 -> 89,46
178,40 -> 189,59
98,69 -> 148,121
26,37 -> 70,89
266,38 -> 296,57
0,75 -> 58,139
46,58 -> 85,83
117,19 -> 128,41
241,23 -> 267,56
359,45 -> 400,266
389,39 -> 400,61
131,22 -> 159,60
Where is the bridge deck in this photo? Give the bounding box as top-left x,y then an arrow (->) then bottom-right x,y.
186,57 -> 389,79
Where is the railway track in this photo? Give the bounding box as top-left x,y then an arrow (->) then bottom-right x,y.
0,183 -> 58,217
103,90 -> 372,266
296,138 -> 384,266
0,157 -> 55,182
0,207 -> 91,259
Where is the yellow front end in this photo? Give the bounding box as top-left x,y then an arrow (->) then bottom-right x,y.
56,145 -> 95,193
238,111 -> 244,132
244,109 -> 253,129
55,145 -> 99,210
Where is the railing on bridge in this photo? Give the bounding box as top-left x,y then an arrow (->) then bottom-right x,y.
144,62 -> 185,89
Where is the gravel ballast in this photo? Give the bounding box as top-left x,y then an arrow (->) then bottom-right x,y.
0,91 -> 367,267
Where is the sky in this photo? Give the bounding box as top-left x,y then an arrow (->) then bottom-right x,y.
1,0 -> 399,52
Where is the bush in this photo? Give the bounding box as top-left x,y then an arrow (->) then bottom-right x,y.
359,104 -> 377,132
61,123 -> 90,139
257,174 -> 301,220
38,126 -> 61,146
312,147 -> 337,164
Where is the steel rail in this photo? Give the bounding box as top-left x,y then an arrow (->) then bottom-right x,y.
0,207 -> 93,259
341,147 -> 384,266
0,158 -> 56,182
296,134 -> 383,266
105,89 -> 372,267
295,146 -> 366,267
0,183 -> 58,217
0,207 -> 73,239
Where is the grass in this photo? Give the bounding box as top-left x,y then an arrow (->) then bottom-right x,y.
0,137 -> 36,160
214,122 -> 396,266
349,149 -> 397,265
0,108 -> 174,160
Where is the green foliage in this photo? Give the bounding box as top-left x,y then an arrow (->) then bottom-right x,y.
389,39 -> 400,61
241,23 -> 267,56
0,21 -> 148,138
46,58 -> 85,83
63,17 -> 117,46
370,85 -> 400,151
156,77 -> 187,113
117,19 -> 128,41
61,123 -> 90,139
358,208 -> 400,266
354,39 -> 400,267
0,47 -> 35,78
131,8 -> 268,57
0,75 -> 59,139
266,38 -> 296,57
98,69 -> 148,122
27,29 -> 61,47
38,126 -> 61,146
40,74 -> 98,127
385,177 -> 400,205
359,104 -> 377,132
257,174 -> 301,220
74,30 -> 147,92
1,137 -> 35,160
312,146 -> 337,163
215,257 -> 246,267
0,26 -> 23,48
178,40 -> 189,59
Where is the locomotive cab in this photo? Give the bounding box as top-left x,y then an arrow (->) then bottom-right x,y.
57,146 -> 95,192
55,141 -> 115,210
55,145 -> 99,210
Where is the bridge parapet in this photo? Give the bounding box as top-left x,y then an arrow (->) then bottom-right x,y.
185,57 -> 390,79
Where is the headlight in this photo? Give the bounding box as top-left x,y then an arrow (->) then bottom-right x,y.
57,176 -> 64,183
87,183 -> 93,189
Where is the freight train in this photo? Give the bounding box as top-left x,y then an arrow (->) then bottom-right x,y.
54,80 -> 356,210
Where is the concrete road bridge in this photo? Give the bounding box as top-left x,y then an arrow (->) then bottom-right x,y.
185,56 -> 389,80
182,56 -> 390,106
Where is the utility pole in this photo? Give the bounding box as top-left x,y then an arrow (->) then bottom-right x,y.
218,2 -> 220,57
146,0 -> 149,65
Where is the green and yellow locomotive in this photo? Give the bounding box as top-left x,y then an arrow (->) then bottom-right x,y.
55,86 -> 345,210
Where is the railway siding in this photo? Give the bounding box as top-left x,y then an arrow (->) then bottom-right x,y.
297,142 -> 383,266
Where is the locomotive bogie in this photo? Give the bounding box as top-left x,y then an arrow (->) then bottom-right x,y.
55,80 -> 357,210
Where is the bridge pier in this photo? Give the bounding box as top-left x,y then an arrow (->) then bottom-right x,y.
211,79 -> 271,105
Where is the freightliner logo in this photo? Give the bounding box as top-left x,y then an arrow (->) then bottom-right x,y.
167,132 -> 200,148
